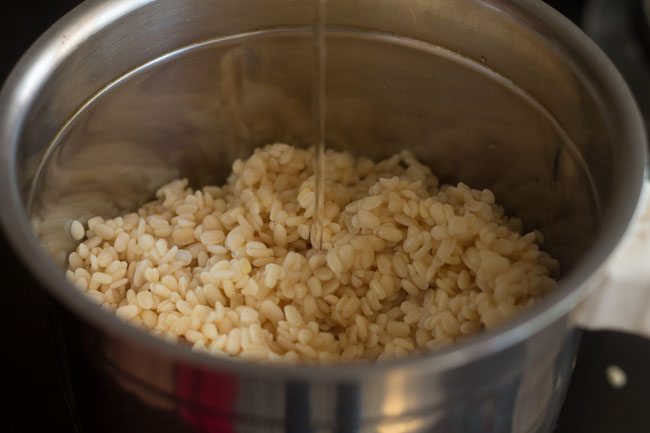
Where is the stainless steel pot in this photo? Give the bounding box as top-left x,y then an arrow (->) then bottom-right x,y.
0,0 -> 647,432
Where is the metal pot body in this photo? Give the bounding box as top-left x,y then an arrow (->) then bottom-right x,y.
57,305 -> 579,433
0,0 -> 645,432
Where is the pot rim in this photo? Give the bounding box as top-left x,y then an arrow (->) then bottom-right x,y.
0,0 -> 646,381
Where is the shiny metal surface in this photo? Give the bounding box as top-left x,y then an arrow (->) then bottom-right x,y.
0,0 -> 646,432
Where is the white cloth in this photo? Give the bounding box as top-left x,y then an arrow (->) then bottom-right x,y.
574,181 -> 650,337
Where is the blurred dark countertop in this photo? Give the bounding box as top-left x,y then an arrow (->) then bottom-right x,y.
1,1 -> 649,432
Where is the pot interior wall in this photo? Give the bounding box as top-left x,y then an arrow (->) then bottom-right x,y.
27,29 -> 603,274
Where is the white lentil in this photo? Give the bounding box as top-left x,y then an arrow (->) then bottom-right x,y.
116,304 -> 140,321
65,144 -> 558,364
387,321 -> 411,338
70,220 -> 85,241
136,291 -> 156,310
284,305 -> 303,327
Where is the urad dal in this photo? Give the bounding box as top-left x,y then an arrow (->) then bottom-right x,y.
65,143 -> 559,363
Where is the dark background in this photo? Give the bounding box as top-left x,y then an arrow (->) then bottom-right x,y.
1,1 -> 649,432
